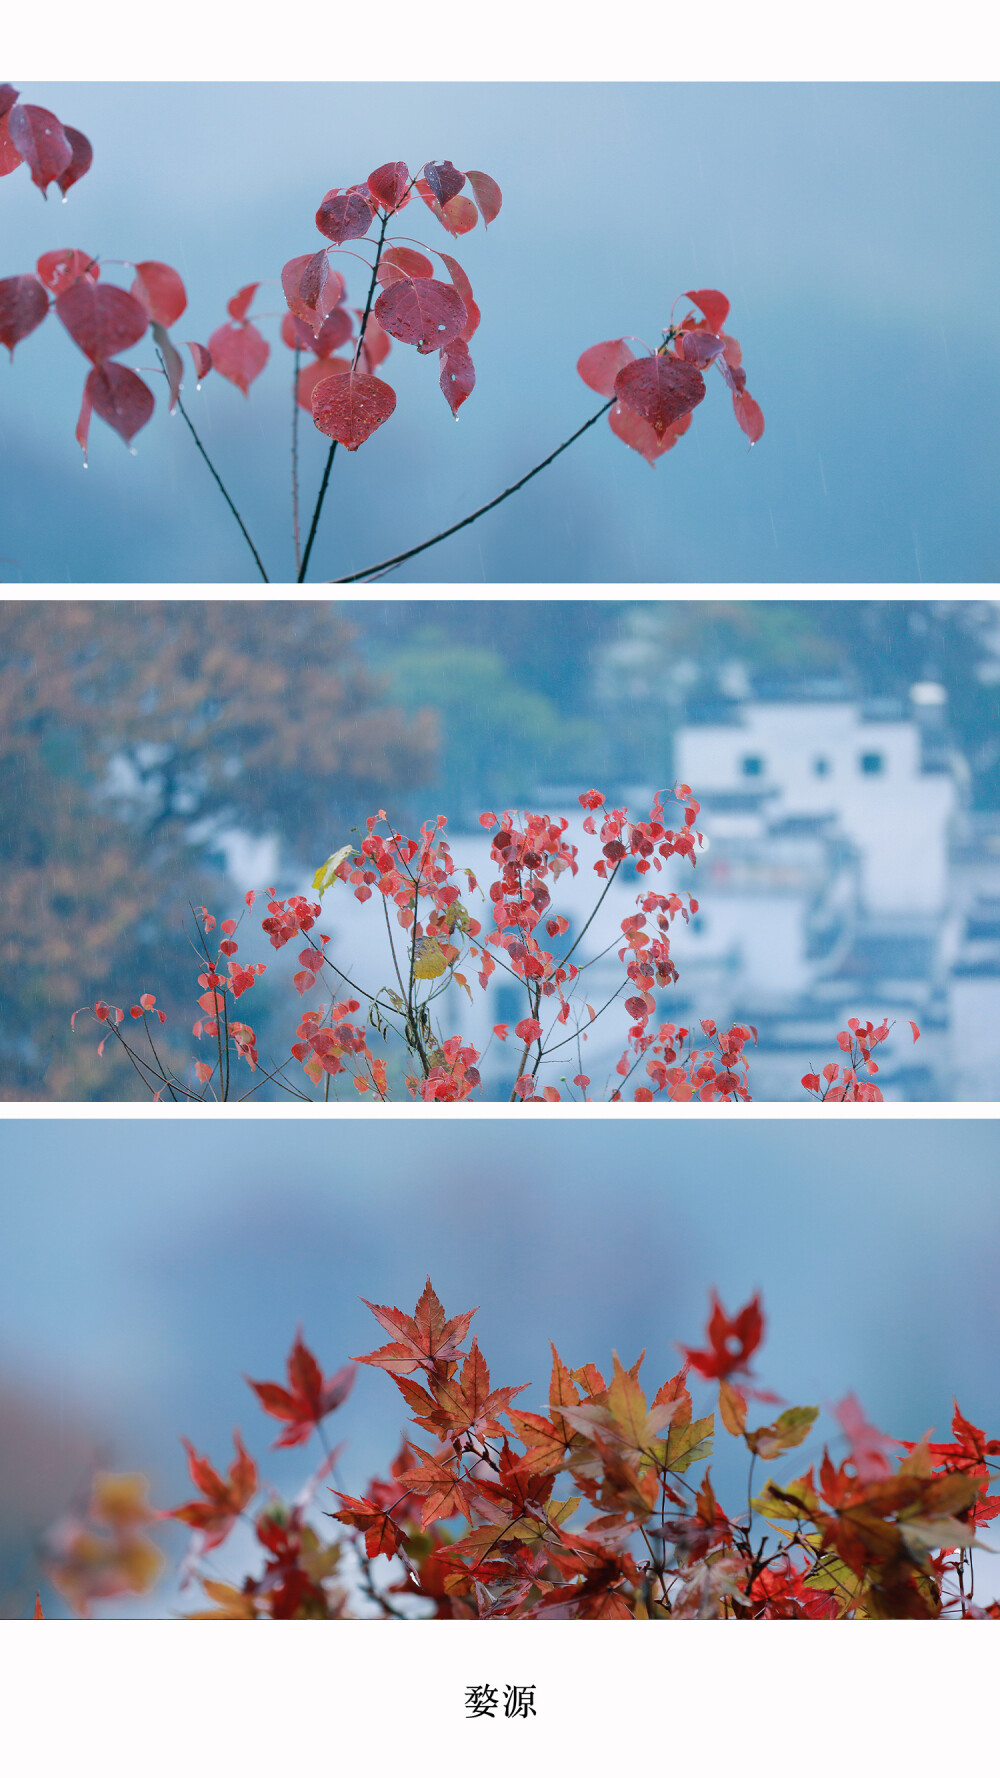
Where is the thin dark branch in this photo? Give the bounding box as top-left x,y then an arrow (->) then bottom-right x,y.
157,350 -> 269,582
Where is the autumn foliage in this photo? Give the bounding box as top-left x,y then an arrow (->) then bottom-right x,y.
73,785 -> 914,1103
41,1285 -> 1000,1620
3,88 -> 762,580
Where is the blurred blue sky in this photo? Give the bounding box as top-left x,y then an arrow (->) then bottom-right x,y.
2,1117 -> 998,1612
1,83 -> 998,582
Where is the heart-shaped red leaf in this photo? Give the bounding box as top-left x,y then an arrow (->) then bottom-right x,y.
36,249 -> 99,295
423,160 -> 465,206
56,281 -> 149,364
282,253 -> 344,334
282,306 -> 352,357
57,127 -> 92,197
684,288 -> 730,334
131,261 -> 187,328
7,103 -> 72,194
311,370 -> 395,450
366,161 -> 410,211
373,277 -> 466,350
439,194 -> 478,237
0,274 -> 48,357
577,337 -> 635,398
207,320 -> 269,395
465,169 -> 502,226
315,189 -> 375,245
609,402 -> 693,464
85,361 -> 155,444
614,354 -> 705,437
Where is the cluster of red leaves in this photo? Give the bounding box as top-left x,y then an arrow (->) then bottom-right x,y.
280,156 -> 500,450
75,787 -> 912,1104
0,85 -> 91,198
802,1016 -> 921,1103
578,289 -> 764,466
47,1290 -> 997,1622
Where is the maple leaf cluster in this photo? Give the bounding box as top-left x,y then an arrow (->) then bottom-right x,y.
41,1293 -> 1000,1622
73,786 -> 915,1103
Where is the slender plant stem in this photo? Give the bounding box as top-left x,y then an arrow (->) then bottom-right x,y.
157,351 -> 270,582
292,344 -> 302,574
334,398 -> 615,584
297,210 -> 391,584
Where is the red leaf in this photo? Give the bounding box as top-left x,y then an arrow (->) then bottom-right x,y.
0,274 -> 48,358
676,329 -> 725,368
227,283 -> 259,323
281,252 -> 345,333
615,355 -> 706,438
281,306 -> 352,357
170,1432 -> 257,1551
315,188 -> 375,245
439,339 -> 475,416
732,388 -> 765,444
247,1330 -> 357,1449
423,160 -> 465,206
7,103 -> 72,195
56,282 -> 149,364
577,338 -> 635,398
439,253 -> 479,342
609,402 -> 692,464
56,127 -> 93,197
682,1292 -> 764,1382
465,168 -> 502,226
207,321 -> 269,395
685,288 -> 730,334
296,354 -> 350,412
378,246 -> 434,283
439,194 -> 478,237
366,161 -> 410,211
131,261 -> 187,328
186,341 -> 212,381
909,1021 -> 921,1043
373,277 -> 466,350
85,362 -> 155,444
36,249 -> 98,296
311,369 -> 395,450
0,86 -> 17,121
0,114 -> 23,178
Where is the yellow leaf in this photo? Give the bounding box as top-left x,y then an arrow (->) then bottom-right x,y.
312,844 -> 354,896
413,938 -> 448,979
746,1405 -> 819,1461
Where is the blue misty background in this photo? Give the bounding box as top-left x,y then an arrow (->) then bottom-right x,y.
1,82 -> 998,583
1,1117 -> 998,1615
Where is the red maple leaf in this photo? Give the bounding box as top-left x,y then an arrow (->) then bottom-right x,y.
246,1330 -> 356,1448
355,1277 -> 477,1376
168,1432 -> 257,1550
682,1292 -> 764,1381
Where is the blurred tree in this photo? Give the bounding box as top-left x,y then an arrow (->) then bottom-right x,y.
0,602 -> 437,1099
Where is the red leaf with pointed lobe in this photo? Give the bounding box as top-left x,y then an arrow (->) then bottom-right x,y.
378,246 -> 434,283
227,283 -> 259,323
609,402 -> 692,465
685,289 -> 730,334
311,369 -> 395,449
170,1432 -> 257,1551
439,339 -> 475,416
682,1292 -> 764,1381
281,252 -> 345,334
187,341 -> 212,381
615,355 -> 705,437
374,277 -> 466,351
366,161 -> 410,211
56,282 -> 149,364
424,160 -> 465,206
247,1330 -> 357,1448
315,188 -> 375,245
7,103 -> 71,194
577,338 -> 635,398
465,168 -> 502,226
0,114 -> 23,177
57,127 -> 93,196
732,388 -> 765,444
357,1278 -> 476,1375
439,253 -> 479,341
0,275 -> 48,357
296,354 -> 350,411
36,249 -> 98,295
85,362 -> 155,444
131,261 -> 187,329
208,321 -> 268,395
